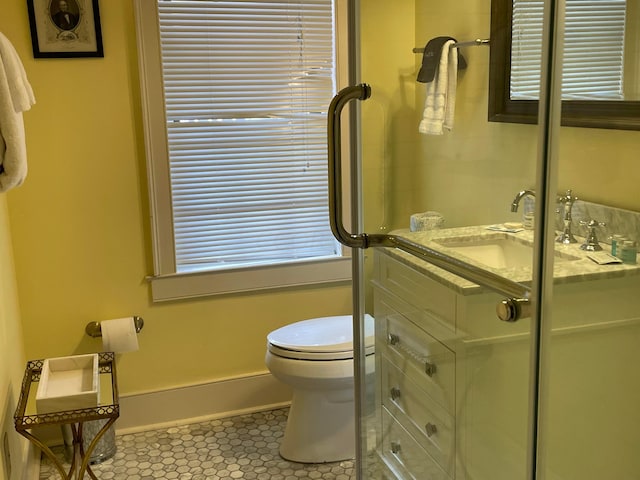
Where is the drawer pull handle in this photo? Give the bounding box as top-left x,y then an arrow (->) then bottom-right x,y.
425,422 -> 438,437
390,387 -> 401,401
424,361 -> 437,377
387,333 -> 400,346
391,441 -> 402,454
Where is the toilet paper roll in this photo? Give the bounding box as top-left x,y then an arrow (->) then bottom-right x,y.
101,317 -> 139,353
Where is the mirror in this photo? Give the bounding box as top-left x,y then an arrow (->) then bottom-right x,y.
489,0 -> 640,130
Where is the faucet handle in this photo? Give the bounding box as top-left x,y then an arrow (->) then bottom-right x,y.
580,219 -> 605,227
579,219 -> 605,251
555,189 -> 579,244
558,189 -> 578,205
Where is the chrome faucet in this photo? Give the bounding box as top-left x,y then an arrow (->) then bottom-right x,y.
511,189 -> 579,243
556,189 -> 578,244
510,189 -> 535,212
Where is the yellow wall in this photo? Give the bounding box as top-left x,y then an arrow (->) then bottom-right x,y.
416,0 -> 640,229
359,0 -> 419,233
1,2 -> 351,397
0,195 -> 27,478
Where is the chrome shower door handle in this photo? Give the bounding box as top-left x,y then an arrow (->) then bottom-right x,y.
326,84 -> 532,322
327,84 -> 372,249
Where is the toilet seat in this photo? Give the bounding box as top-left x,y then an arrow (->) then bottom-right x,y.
267,315 -> 374,361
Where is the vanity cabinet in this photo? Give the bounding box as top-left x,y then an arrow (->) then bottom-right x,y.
371,245 -> 640,480
372,249 -> 465,479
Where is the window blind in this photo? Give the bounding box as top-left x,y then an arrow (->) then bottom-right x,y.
511,0 -> 626,100
157,0 -> 339,273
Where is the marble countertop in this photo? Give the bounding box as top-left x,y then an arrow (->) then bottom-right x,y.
380,225 -> 640,295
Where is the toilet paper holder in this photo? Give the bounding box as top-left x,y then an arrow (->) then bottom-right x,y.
85,316 -> 145,338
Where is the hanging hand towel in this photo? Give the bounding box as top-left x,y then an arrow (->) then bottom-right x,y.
416,36 -> 466,83
419,40 -> 458,135
0,32 -> 36,193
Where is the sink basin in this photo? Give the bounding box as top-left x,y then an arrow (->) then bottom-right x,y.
433,234 -> 580,269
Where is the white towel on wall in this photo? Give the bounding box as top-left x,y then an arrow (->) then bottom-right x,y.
419,40 -> 458,135
0,31 -> 35,193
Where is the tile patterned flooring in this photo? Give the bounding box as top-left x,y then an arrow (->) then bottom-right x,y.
38,408 -> 356,480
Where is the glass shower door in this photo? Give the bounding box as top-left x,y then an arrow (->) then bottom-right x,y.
337,0 -> 552,478
536,0 -> 640,478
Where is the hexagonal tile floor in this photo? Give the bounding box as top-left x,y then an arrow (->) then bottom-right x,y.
38,408 -> 355,479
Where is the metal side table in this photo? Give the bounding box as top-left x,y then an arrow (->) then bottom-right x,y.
14,352 -> 119,480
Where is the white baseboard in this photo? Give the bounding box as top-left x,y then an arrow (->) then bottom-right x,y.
116,371 -> 292,434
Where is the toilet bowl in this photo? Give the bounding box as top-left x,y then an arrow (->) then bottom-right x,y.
265,314 -> 374,463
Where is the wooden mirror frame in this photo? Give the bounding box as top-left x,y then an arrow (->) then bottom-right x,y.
488,0 -> 640,131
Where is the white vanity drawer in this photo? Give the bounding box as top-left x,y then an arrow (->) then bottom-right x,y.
375,292 -> 456,412
381,408 -> 450,480
375,251 -> 456,332
382,360 -> 455,476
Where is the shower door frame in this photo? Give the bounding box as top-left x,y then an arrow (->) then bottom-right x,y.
341,0 -> 568,479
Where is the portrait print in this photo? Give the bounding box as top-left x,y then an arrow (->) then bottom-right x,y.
27,0 -> 103,58
50,0 -> 80,31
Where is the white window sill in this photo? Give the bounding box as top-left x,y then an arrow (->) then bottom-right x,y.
148,256 -> 352,302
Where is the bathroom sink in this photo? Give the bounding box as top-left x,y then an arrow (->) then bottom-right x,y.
433,234 -> 580,269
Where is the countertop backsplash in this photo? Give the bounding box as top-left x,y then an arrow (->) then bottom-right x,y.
561,200 -> 640,246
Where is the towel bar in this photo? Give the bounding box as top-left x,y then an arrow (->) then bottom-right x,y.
413,38 -> 490,53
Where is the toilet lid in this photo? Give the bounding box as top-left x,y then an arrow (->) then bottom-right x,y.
267,314 -> 375,360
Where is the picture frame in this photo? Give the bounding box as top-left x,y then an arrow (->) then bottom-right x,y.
26,0 -> 104,58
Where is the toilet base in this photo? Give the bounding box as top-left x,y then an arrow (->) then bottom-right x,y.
280,389 -> 355,463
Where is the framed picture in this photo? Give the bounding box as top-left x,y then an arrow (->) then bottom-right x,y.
27,0 -> 104,58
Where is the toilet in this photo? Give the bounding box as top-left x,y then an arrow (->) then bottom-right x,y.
265,314 -> 374,463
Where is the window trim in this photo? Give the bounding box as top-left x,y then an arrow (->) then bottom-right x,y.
134,0 -> 352,302
148,257 -> 352,302
488,0 -> 640,130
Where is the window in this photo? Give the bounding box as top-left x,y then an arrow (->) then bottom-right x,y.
489,0 -> 640,129
510,0 -> 626,100
135,0 -> 351,301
